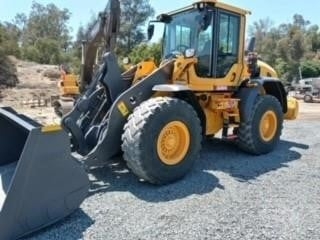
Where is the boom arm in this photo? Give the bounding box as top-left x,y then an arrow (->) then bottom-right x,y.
80,0 -> 120,92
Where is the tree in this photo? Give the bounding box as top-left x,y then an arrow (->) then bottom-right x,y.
306,25 -> 320,54
16,1 -> 72,64
0,22 -> 21,57
128,41 -> 161,65
300,60 -> 320,78
249,18 -> 279,66
293,14 -> 310,31
118,0 -> 155,55
249,18 -> 274,53
249,14 -> 318,82
0,23 -> 19,87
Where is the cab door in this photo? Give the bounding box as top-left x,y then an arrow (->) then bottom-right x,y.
189,8 -> 245,90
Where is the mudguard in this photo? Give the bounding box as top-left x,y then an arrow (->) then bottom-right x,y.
237,77 -> 298,121
251,77 -> 288,113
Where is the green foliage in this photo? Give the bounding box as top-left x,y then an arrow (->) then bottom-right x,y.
36,38 -> 62,64
300,60 -> 320,78
250,14 -> 320,82
0,22 -> 21,57
21,38 -> 64,64
0,57 -> 18,87
60,50 -> 81,74
118,0 -> 155,55
13,1 -> 72,64
0,25 -> 19,87
128,42 -> 161,65
21,45 -> 40,62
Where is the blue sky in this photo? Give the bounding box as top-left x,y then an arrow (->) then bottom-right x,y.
0,0 -> 319,39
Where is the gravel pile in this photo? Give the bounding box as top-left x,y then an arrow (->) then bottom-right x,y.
25,119 -> 320,240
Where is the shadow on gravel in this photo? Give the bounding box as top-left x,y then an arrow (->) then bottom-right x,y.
23,209 -> 94,240
21,139 -> 308,239
88,138 -> 308,203
202,138 -> 309,182
88,156 -> 223,202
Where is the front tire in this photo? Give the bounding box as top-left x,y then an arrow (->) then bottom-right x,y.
121,97 -> 202,184
237,95 -> 283,155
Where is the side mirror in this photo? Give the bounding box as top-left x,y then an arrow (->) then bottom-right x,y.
147,24 -> 155,41
122,57 -> 130,65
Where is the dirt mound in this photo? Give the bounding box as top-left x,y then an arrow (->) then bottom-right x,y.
0,55 -> 18,87
43,68 -> 61,79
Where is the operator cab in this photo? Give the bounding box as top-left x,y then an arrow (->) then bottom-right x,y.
148,1 -> 248,79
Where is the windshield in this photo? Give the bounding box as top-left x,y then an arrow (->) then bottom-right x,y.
163,9 -> 213,58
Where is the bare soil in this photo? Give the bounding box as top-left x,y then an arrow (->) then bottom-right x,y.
297,101 -> 320,120
0,57 -> 60,125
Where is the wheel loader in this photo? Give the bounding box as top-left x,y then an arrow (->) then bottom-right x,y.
0,0 -> 299,239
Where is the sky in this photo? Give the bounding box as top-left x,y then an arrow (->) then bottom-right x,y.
0,0 -> 320,39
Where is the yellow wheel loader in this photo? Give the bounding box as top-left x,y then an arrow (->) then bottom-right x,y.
0,0 -> 299,239
52,69 -> 80,117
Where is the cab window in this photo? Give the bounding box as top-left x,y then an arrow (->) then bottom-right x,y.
216,12 -> 240,78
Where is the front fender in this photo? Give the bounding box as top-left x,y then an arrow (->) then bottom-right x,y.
252,77 -> 288,113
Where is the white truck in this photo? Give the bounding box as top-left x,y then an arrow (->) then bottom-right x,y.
291,78 -> 320,103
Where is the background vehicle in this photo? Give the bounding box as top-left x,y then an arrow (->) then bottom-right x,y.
0,0 -> 298,239
51,65 -> 80,117
291,78 -> 320,103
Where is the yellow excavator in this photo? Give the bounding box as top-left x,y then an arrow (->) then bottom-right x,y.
0,0 -> 298,239
53,7 -> 119,117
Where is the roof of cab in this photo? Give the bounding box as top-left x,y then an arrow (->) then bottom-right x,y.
165,0 -> 251,16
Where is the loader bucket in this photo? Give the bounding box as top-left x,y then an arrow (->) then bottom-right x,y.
285,96 -> 299,120
0,107 -> 89,240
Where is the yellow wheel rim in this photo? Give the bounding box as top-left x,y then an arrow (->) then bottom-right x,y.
259,110 -> 278,142
157,121 -> 190,165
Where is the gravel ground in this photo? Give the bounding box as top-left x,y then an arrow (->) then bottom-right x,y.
22,108 -> 320,240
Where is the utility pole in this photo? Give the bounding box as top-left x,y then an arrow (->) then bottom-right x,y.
298,66 -> 302,80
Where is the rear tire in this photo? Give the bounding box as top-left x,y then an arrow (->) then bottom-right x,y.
237,95 -> 283,155
53,100 -> 63,117
121,97 -> 202,184
304,94 -> 313,103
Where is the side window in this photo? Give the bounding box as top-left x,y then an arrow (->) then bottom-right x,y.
216,12 -> 240,78
195,12 -> 213,78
